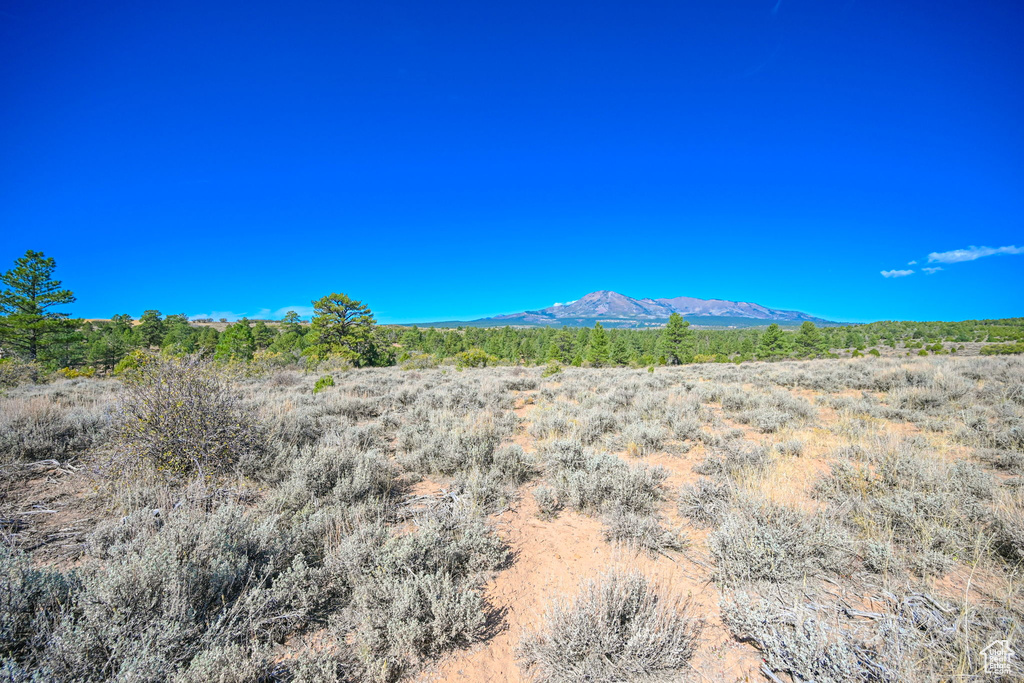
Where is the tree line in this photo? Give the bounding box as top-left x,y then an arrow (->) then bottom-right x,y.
1,250 -> 1021,376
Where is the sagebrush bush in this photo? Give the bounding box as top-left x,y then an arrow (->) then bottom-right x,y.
351,506 -> 508,675
814,446 -> 999,573
0,394 -> 107,464
601,509 -> 685,556
694,441 -> 772,480
547,447 -> 667,515
710,500 -> 851,583
532,485 -> 561,519
518,570 -> 702,683
678,477 -> 734,527
115,356 -> 264,477
722,592 -> 860,683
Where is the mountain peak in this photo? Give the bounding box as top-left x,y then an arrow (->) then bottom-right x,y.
487,290 -> 829,327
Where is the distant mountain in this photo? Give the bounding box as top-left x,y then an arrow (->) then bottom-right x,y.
422,291 -> 836,328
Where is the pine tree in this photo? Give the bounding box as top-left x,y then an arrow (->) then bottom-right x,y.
586,322 -> 610,367
0,250 -> 77,362
214,319 -> 256,362
307,292 -> 376,364
252,320 -> 276,349
757,323 -> 788,360
661,312 -> 694,364
611,333 -> 633,366
136,310 -> 165,348
794,321 -> 825,358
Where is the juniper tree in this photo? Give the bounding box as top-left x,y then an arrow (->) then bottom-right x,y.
0,250 -> 77,362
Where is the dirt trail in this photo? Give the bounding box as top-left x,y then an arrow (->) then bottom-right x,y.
418,393 -> 762,683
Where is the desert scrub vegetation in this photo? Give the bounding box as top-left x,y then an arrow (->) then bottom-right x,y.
709,498 -> 852,584
2,351 -> 1023,681
0,359 -> 537,681
518,570 -> 702,683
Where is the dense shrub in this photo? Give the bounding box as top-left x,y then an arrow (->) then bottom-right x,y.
115,356 -> 264,477
351,506 -> 508,676
545,443 -> 667,515
722,593 -> 862,683
709,501 -> 851,583
678,477 -> 735,527
518,570 -> 702,683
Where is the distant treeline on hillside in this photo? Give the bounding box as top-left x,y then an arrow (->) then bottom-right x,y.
10,310 -> 1024,375
2,249 -> 1022,377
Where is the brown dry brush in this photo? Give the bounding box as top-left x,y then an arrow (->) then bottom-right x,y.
114,356 -> 265,478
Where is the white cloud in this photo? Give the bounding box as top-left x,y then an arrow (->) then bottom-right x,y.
922,266 -> 943,274
272,306 -> 314,319
907,260 -> 918,265
189,310 -> 249,322
881,269 -> 914,278
188,305 -> 315,322
927,245 -> 1024,264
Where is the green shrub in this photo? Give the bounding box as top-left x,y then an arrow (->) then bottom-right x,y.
541,361 -> 562,378
313,374 -> 335,394
980,341 -> 1024,355
113,349 -> 153,376
454,348 -> 499,369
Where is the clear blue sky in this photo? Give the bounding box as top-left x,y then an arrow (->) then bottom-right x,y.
2,1 -> 1021,324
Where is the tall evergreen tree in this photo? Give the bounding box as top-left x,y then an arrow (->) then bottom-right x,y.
136,310 -> 165,348
586,322 -> 610,367
610,333 -> 633,366
252,320 -> 276,349
794,321 -> 826,358
757,323 -> 788,360
661,312 -> 694,364
0,250 -> 77,362
308,292 -> 376,364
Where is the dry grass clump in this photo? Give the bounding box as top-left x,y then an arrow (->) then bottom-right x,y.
813,441 -> 1001,575
0,394 -> 108,465
518,570 -> 702,683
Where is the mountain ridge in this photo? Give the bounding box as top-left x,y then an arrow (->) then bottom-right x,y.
420,290 -> 836,328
